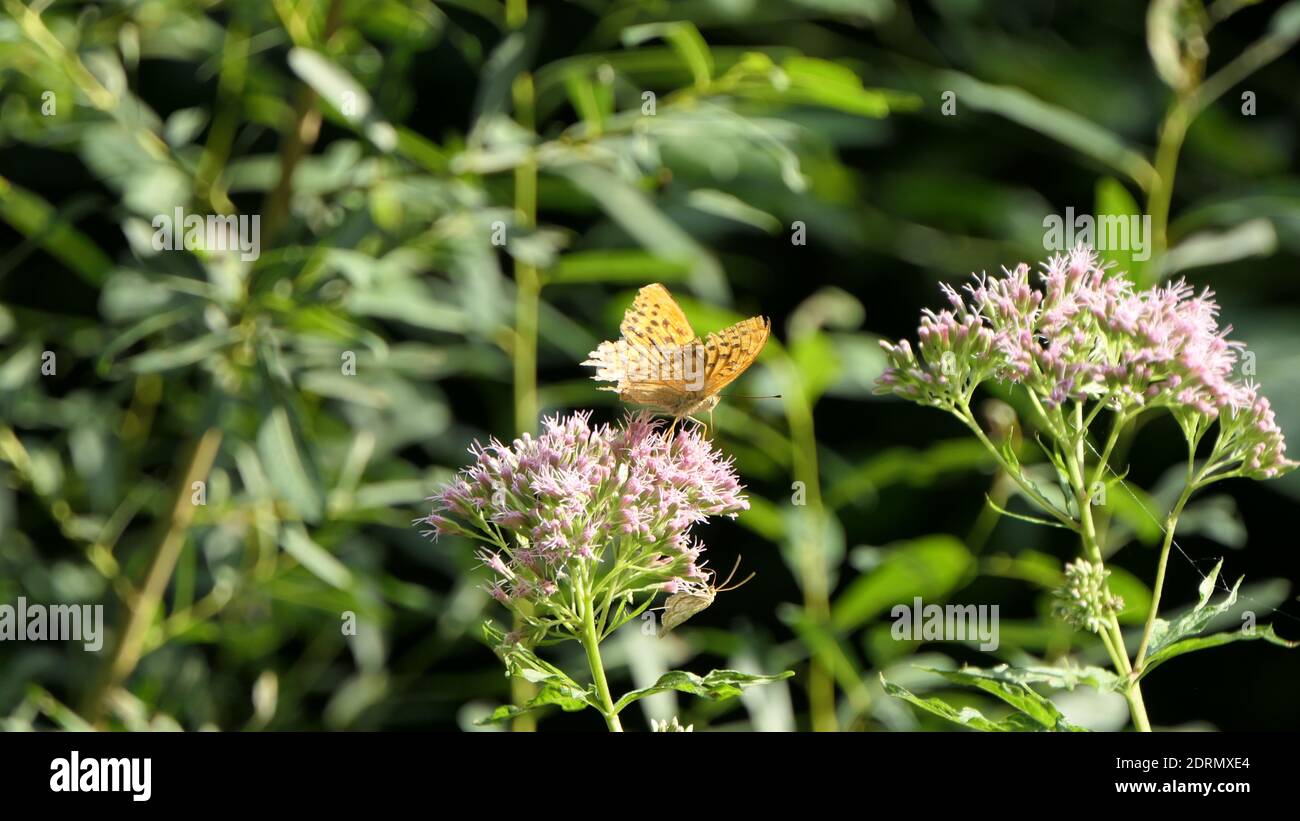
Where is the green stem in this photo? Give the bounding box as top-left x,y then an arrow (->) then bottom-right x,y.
511,72 -> 539,436
580,580 -> 623,732
780,358 -> 837,732
1125,681 -> 1152,732
1147,98 -> 1190,265
1088,409 -> 1128,491
955,403 -> 1076,529
1134,484 -> 1195,670
1062,403 -> 1150,730
86,428 -> 223,721
507,0 -> 540,732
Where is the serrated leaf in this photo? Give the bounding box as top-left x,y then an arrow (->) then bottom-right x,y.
612,669 -> 794,714
924,668 -> 1086,731
880,675 -> 1053,732
952,662 -> 1123,693
1139,623 -> 1297,681
1144,559 -> 1244,659
476,676 -> 600,725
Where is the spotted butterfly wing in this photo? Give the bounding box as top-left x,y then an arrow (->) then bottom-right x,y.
584,284 -> 769,419
702,316 -> 770,396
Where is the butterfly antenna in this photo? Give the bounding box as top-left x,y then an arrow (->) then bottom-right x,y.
723,394 -> 783,400
717,569 -> 756,593
713,555 -> 745,590
714,556 -> 738,589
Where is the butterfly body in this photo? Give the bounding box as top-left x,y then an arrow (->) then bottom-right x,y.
584,284 -> 769,424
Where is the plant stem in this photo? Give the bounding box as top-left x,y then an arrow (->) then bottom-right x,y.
1134,485 -> 1195,669
580,585 -> 623,732
1125,681 -> 1152,732
262,0 -> 344,243
507,0 -> 541,733
1147,96 -> 1191,267
1062,411 -> 1150,731
779,358 -> 837,732
955,404 -> 1075,529
86,428 -> 222,721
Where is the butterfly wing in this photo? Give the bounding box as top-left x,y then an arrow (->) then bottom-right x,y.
584,284 -> 706,413
701,316 -> 770,395
620,283 -> 697,348
657,591 -> 715,637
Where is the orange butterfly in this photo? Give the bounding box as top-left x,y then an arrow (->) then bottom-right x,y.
583,284 -> 770,429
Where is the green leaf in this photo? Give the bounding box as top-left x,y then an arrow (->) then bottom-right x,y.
880,675 -> 1049,732
281,524 -> 353,591
935,70 -> 1157,191
0,177 -> 112,286
1144,559 -> 1246,660
121,329 -> 240,374
927,669 -> 1085,730
473,30 -> 530,125
1147,0 -> 1193,91
287,48 -> 396,151
984,494 -> 1073,530
883,671 -> 1087,731
831,535 -> 973,632
563,69 -> 609,130
548,249 -> 692,284
1102,477 -> 1164,545
779,56 -> 908,117
257,405 -> 324,523
611,669 -> 794,714
558,164 -> 726,301
476,674 -> 600,725
1094,176 -> 1150,285
780,604 -> 874,713
1160,219 -> 1277,276
826,439 -> 992,510
622,22 -> 714,89
1140,623 -> 1298,681
685,189 -> 782,232
26,686 -> 95,731
953,662 -> 1122,693
790,332 -> 841,405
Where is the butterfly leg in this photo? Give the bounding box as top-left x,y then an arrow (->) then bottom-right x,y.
698,414 -> 711,438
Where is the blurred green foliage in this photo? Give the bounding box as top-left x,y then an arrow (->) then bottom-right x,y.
1,0 -> 1298,731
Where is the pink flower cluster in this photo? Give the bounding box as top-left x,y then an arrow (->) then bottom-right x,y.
423,411 -> 748,609
877,245 -> 1295,478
